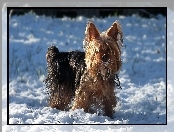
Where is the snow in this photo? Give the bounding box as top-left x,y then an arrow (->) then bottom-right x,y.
2,8 -> 173,131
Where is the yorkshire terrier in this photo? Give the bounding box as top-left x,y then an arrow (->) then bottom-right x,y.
45,21 -> 123,118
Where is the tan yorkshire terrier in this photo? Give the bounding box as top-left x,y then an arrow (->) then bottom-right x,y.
45,21 -> 123,118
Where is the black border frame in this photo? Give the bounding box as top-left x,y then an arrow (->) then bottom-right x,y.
7,7 -> 167,125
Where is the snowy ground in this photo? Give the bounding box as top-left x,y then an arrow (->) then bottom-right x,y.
2,8 -> 174,131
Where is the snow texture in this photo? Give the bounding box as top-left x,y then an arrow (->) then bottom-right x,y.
2,8 -> 173,132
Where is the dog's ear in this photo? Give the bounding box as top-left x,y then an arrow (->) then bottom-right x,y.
106,21 -> 123,43
85,21 -> 100,42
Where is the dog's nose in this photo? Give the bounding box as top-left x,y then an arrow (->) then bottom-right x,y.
102,54 -> 108,62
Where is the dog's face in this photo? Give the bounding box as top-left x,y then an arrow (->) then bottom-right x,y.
83,21 -> 123,79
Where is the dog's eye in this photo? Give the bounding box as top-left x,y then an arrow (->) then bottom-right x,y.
102,54 -> 108,62
105,47 -> 110,53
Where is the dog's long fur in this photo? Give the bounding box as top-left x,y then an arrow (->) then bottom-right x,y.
45,21 -> 123,118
